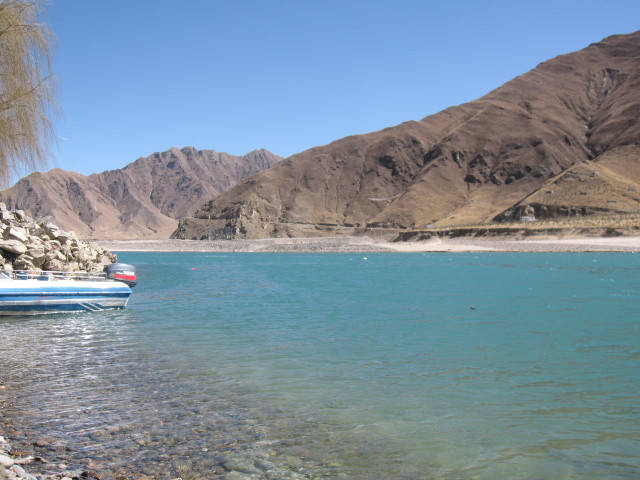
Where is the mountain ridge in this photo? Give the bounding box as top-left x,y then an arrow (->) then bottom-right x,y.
173,30 -> 640,240
0,147 -> 282,239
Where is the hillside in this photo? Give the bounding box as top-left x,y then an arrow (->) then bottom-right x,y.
173,31 -> 640,240
495,145 -> 640,222
0,147 -> 281,239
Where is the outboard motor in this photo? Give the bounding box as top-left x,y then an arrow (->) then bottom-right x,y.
105,263 -> 137,288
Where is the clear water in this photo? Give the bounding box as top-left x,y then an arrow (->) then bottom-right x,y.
1,252 -> 639,479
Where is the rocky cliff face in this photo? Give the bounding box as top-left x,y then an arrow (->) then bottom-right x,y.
0,147 -> 281,239
173,31 -> 640,240
0,203 -> 117,273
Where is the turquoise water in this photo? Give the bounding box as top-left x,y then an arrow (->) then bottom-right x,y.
1,252 -> 639,479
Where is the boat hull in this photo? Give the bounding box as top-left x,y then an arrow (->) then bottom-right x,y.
0,279 -> 132,315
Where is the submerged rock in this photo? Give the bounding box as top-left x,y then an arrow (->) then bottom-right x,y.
0,203 -> 117,273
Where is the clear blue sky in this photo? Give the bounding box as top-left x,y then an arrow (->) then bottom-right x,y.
39,0 -> 639,181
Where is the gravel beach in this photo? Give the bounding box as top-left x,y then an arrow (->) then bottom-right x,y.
96,235 -> 640,253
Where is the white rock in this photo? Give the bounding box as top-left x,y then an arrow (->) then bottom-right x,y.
0,454 -> 14,468
13,258 -> 35,270
44,258 -> 64,271
46,250 -> 65,262
27,245 -> 45,259
56,231 -> 73,243
1,210 -> 15,222
4,227 -> 28,243
0,208 -> 117,274
42,223 -> 61,239
10,464 -> 26,478
0,240 -> 27,255
14,210 -> 28,221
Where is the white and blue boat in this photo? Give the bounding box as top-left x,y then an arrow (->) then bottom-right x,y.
0,263 -> 137,315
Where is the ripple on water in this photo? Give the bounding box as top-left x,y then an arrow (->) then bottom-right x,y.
1,252 -> 640,479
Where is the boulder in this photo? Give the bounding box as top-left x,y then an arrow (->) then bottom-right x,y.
0,240 -> 27,255
47,239 -> 61,250
65,261 -> 80,271
42,222 -> 61,239
13,256 -> 35,270
56,230 -> 74,244
45,250 -> 66,263
13,210 -> 31,222
43,258 -> 65,271
26,245 -> 46,267
4,226 -> 28,243
0,210 -> 15,223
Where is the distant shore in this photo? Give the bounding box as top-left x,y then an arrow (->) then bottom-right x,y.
96,235 -> 640,253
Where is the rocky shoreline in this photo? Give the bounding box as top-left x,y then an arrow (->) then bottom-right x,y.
0,430 -> 114,480
0,435 -> 64,480
0,204 -> 117,274
0,435 -> 37,480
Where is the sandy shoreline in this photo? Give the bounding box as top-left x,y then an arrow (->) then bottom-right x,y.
96,235 -> 640,253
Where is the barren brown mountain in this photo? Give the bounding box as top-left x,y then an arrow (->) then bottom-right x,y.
0,147 -> 281,239
173,31 -> 640,240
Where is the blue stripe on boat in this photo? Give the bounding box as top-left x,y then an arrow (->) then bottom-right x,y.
0,279 -> 132,315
